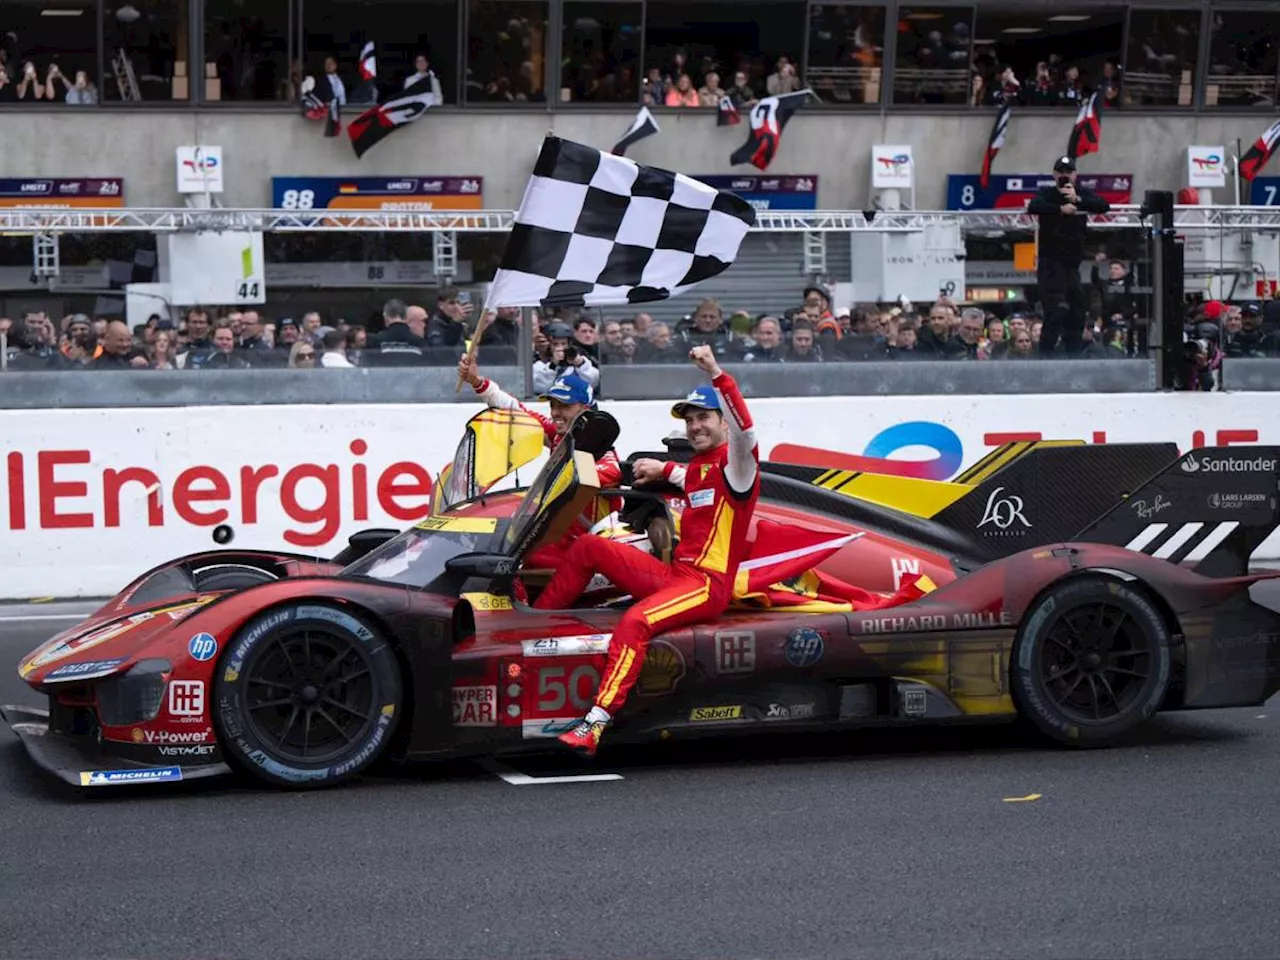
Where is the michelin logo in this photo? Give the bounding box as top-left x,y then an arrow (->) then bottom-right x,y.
79,767 -> 184,786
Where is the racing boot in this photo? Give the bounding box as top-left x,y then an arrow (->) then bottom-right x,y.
557,706 -> 610,758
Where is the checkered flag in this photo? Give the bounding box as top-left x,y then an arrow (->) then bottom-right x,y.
487,136 -> 755,309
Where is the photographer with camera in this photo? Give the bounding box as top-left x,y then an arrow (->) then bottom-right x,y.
533,320 -> 600,394
1027,156 -> 1111,356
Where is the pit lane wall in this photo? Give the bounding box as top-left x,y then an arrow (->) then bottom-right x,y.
2,392 -> 1278,599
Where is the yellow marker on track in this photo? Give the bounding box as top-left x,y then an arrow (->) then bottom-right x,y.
1002,793 -> 1043,803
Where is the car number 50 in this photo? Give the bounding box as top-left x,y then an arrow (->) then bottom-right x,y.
537,665 -> 600,712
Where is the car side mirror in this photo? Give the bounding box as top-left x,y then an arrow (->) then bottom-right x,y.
445,553 -> 517,580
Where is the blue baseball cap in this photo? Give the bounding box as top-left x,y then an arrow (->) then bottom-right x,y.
671,384 -> 721,418
541,372 -> 593,406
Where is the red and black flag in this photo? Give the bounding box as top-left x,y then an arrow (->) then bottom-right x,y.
611,106 -> 659,156
1066,90 -> 1103,160
347,73 -> 440,159
717,94 -> 740,126
300,74 -> 341,137
980,102 -> 1010,189
730,89 -> 810,171
1238,118 -> 1280,181
354,41 -> 378,103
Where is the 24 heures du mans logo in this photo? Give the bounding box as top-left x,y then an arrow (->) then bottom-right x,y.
977,486 -> 1032,536
1181,452 -> 1277,474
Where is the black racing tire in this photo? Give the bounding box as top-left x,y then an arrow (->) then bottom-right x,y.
213,602 -> 403,789
1010,576 -> 1172,747
193,563 -> 279,592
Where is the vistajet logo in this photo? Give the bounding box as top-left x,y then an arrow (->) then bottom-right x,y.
1181,453 -> 1277,474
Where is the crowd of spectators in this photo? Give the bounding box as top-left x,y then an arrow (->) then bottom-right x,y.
5,283 -> 1277,385
969,55 -> 1122,109
641,50 -> 802,110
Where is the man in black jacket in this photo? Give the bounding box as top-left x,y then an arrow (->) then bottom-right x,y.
1027,155 -> 1111,356
371,298 -> 429,365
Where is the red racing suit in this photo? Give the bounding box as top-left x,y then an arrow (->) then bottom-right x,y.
534,371 -> 759,716
472,377 -> 622,568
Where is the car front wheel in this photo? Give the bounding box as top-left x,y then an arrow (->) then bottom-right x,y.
213,602 -> 402,788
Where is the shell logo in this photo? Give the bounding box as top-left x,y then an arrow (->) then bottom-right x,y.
636,639 -> 685,696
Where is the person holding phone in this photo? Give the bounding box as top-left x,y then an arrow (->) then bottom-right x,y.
1027,155 -> 1111,357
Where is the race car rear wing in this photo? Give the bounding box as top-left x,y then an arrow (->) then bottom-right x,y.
1069,446 -> 1280,577
763,442 -> 1279,576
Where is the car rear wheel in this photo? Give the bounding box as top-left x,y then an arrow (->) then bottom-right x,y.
1011,576 -> 1172,746
213,603 -> 402,788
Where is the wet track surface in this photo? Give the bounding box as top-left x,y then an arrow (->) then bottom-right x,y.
2,587 -> 1280,960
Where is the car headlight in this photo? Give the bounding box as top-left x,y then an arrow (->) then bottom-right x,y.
96,659 -> 171,727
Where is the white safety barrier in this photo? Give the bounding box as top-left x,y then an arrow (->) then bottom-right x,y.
2,392 -> 1278,599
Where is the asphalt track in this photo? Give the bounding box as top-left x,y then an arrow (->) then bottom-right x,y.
3,588 -> 1280,960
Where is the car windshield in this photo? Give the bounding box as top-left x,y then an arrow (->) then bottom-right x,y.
339,518 -> 500,589
339,406 -> 582,590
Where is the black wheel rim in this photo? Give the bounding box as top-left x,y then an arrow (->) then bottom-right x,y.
241,625 -> 378,764
1036,601 -> 1155,725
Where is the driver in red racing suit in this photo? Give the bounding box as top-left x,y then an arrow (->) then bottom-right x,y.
534,345 -> 760,757
457,354 -> 622,570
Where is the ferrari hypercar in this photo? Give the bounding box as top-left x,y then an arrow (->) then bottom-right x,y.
5,409 -> 1280,790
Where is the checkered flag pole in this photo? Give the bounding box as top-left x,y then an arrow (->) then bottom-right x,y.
487,136 -> 756,310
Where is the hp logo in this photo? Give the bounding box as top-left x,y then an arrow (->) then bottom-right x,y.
188,633 -> 219,662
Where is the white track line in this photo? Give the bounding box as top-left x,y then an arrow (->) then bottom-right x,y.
479,759 -> 623,785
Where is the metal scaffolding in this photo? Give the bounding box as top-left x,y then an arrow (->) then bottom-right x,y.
0,205 -> 1278,235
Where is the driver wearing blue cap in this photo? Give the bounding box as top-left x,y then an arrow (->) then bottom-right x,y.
458,353 -> 622,568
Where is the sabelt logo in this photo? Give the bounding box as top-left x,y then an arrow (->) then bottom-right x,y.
1181,453 -> 1277,474
2,440 -> 433,548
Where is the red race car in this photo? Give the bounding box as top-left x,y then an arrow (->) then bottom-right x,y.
5,409 -> 1280,790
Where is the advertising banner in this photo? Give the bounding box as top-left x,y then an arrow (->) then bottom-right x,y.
947,173 -> 1134,210
696,175 -> 817,211
1,392 -> 1278,598
871,146 -> 913,189
272,177 -> 483,211
0,178 -> 124,208
1187,146 -> 1227,189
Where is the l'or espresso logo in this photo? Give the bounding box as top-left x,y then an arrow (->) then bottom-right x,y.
977,487 -> 1031,537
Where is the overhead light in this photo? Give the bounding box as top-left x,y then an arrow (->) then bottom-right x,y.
1001,27 -> 1042,33
1048,14 -> 1092,22
116,4 -> 141,22
41,8 -> 84,15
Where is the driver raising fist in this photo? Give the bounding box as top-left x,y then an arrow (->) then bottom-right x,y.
536,345 -> 760,757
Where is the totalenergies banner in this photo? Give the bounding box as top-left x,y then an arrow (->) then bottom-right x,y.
1,392 -> 1278,599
